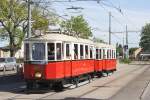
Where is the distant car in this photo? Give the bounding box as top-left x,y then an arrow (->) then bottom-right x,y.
0,57 -> 17,71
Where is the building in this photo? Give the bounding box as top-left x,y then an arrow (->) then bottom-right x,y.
0,44 -> 24,58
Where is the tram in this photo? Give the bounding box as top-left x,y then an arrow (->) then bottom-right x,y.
24,33 -> 116,89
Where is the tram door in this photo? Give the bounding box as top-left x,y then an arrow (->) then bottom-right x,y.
64,43 -> 72,78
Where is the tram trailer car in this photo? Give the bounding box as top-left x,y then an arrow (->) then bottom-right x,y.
24,33 -> 117,89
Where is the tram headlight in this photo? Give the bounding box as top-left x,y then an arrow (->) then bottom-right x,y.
35,72 -> 42,78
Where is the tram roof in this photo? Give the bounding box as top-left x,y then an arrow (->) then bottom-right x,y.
25,33 -> 115,49
25,33 -> 94,44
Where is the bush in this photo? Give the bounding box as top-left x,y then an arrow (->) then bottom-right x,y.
120,58 -> 131,64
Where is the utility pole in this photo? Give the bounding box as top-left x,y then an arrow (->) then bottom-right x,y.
28,0 -> 32,38
123,34 -> 125,59
109,12 -> 111,44
125,25 -> 129,58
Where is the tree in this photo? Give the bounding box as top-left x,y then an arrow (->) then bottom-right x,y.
140,23 -> 150,52
116,44 -> 123,57
129,47 -> 138,56
61,15 -> 92,39
0,0 -> 55,57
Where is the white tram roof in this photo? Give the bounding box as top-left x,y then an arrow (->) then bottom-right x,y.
25,33 -> 115,49
25,33 -> 94,44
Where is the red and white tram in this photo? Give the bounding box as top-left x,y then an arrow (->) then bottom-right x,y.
24,33 -> 117,89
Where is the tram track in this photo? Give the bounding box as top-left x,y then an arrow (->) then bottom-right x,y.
7,64 -> 149,100
77,65 -> 149,98
37,65 -> 149,100
139,67 -> 150,100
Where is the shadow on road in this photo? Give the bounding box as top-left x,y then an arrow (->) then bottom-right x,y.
0,73 -> 66,95
0,73 -> 24,84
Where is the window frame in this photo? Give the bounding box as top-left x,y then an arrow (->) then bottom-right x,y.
80,44 -> 84,59
74,43 -> 79,60
64,43 -> 71,60
84,45 -> 89,59
47,42 -> 55,61
90,46 -> 94,59
31,42 -> 46,61
24,43 -> 30,61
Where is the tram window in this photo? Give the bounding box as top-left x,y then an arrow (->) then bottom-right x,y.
110,50 -> 111,59
25,43 -> 30,60
32,43 -> 45,60
62,43 -> 64,59
90,47 -> 93,59
85,45 -> 89,59
114,51 -> 116,59
80,45 -> 84,59
112,50 -> 114,58
56,43 -> 62,60
96,49 -> 99,59
48,43 -> 55,60
74,44 -> 78,59
66,44 -> 70,59
112,50 -> 113,58
99,49 -> 101,59
103,49 -> 105,59
107,50 -> 109,59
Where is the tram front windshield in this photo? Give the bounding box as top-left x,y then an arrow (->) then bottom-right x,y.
32,43 -> 45,60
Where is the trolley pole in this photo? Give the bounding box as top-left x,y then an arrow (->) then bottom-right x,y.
27,0 -> 32,38
109,12 -> 111,45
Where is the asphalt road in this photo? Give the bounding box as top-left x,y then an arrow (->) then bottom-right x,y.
0,62 -> 149,100
110,63 -> 150,100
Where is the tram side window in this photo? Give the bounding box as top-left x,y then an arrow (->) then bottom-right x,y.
96,49 -> 99,59
110,50 -> 111,59
90,46 -> 93,59
103,49 -> 105,59
74,44 -> 78,59
62,43 -> 64,59
56,43 -> 62,60
112,50 -> 114,59
25,43 -> 30,60
107,50 -> 109,59
99,49 -> 102,59
48,43 -> 55,60
80,45 -> 84,59
66,44 -> 70,59
114,51 -> 116,59
85,45 -> 89,59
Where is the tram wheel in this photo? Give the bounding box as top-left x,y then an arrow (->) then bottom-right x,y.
26,81 -> 34,90
88,75 -> 91,83
73,77 -> 79,88
53,81 -> 63,91
97,72 -> 102,78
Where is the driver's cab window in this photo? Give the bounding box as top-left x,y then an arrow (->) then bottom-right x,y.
48,43 -> 55,61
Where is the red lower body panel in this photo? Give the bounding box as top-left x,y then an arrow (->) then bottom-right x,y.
95,60 -> 103,71
24,59 -> 95,80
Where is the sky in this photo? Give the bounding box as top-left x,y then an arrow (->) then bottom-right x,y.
51,0 -> 150,48
0,0 -> 150,48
